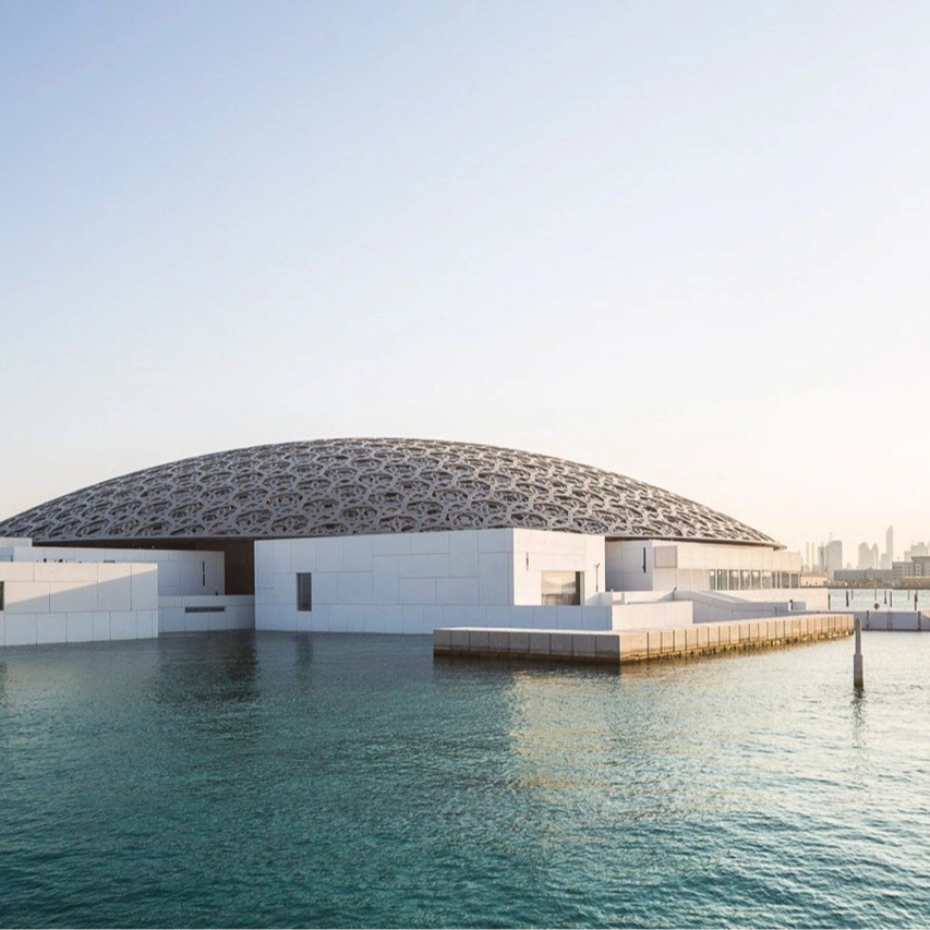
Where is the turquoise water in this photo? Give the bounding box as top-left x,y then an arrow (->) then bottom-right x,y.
1,631 -> 929,928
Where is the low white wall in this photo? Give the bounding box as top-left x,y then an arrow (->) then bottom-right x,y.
0,561 -> 158,647
159,596 -> 255,633
10,546 -> 225,597
257,603 -> 613,635
682,589 -> 822,623
610,601 -> 694,630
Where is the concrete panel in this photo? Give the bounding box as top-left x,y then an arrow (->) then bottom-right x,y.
109,612 -> 137,640
273,540 -> 292,574
337,573 -> 374,605
436,577 -> 480,606
529,632 -> 551,655
37,614 -> 67,645
449,531 -> 479,577
478,553 -> 510,605
273,571 -> 297,606
97,573 -> 133,611
398,554 -> 450,579
67,612 -> 96,643
372,558 -> 399,605
315,539 -> 345,572
411,533 -> 450,555
49,581 -> 98,613
372,534 -> 412,555
4,581 -> 50,614
398,578 -> 436,605
93,613 -> 111,641
132,565 -> 158,610
478,529 -> 513,553
5,615 -> 37,646
344,536 -> 374,572
312,572 -> 339,606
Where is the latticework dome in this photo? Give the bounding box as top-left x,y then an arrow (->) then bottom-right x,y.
0,438 -> 778,546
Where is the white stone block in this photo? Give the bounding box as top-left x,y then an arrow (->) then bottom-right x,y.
67,612 -> 96,643
132,565 -> 159,610
436,577 -> 480,605
343,536 -> 373,572
478,529 -> 513,553
362,606 -> 385,633
254,544 -> 274,589
98,572 -> 133,611
315,539 -> 345,572
399,605 -> 424,634
288,537 -> 316,566
372,534 -> 412,555
48,581 -> 97,613
312,572 -> 339,606
37,614 -> 67,645
478,553 -> 510,605
5,581 -> 50,614
379,606 -> 404,633
273,539 -> 292,574
92,613 -> 111,640
399,578 -> 436,604
373,558 -> 399,605
273,571 -> 297,606
411,532 -> 450,554
110,612 -> 137,640
448,531 -> 479,577
398,554 -> 449,579
421,606 -> 445,632
337,573 -> 373,605
5,615 -> 37,646
0,563 -> 36,582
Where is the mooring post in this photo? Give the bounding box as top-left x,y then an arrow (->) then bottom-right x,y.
853,615 -> 864,689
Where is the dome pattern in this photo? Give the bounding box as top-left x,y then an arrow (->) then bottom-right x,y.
0,438 -> 778,546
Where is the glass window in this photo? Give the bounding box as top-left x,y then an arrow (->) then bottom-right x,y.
729,569 -> 740,591
541,571 -> 582,606
716,569 -> 728,591
789,573 -> 800,588
709,571 -> 717,591
762,571 -> 772,589
296,573 -> 312,611
740,570 -> 751,590
751,570 -> 761,589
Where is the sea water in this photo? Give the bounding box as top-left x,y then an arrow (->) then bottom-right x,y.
1,631 -> 928,928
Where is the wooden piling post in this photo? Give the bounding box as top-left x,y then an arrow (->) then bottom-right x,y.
853,616 -> 864,689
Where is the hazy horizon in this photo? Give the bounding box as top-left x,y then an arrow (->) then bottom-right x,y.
3,0 -> 929,557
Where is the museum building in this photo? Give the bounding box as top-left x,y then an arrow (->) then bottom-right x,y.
0,438 -> 807,647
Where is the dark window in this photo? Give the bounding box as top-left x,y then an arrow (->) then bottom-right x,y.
541,571 -> 582,606
297,573 -> 312,611
0,580 -> 4,611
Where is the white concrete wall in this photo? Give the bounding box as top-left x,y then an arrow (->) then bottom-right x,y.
609,601 -> 694,630
511,529 -> 605,606
606,540 -> 802,593
0,561 -> 158,647
9,546 -> 225,597
255,529 -> 608,634
159,596 -> 255,633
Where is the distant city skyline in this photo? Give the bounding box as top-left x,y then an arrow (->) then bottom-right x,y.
2,1 -> 930,554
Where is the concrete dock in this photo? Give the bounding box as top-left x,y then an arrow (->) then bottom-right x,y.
433,613 -> 854,665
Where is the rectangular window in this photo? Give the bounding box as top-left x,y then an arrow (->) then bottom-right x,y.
789,573 -> 800,588
762,571 -> 772,589
716,569 -> 728,591
728,569 -> 740,591
296,573 -> 312,611
0,580 -> 4,611
751,570 -> 761,590
541,571 -> 582,606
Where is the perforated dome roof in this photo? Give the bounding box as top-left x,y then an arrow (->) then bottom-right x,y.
0,438 -> 778,546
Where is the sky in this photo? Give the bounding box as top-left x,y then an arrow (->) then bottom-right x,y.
2,0 -> 929,561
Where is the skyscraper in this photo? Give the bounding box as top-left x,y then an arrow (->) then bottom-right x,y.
882,525 -> 894,570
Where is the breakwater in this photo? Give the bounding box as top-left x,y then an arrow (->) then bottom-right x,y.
433,613 -> 854,665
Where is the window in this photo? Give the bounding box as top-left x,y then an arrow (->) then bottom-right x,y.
296,573 -> 312,611
0,580 -> 4,611
751,570 -> 761,590
541,571 -> 582,606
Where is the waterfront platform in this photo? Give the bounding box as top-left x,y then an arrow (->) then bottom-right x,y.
433,613 -> 854,665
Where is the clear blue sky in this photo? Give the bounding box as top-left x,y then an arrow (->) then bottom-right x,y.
2,0 -> 929,560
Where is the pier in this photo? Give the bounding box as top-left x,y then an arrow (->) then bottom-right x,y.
434,613 -> 854,665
